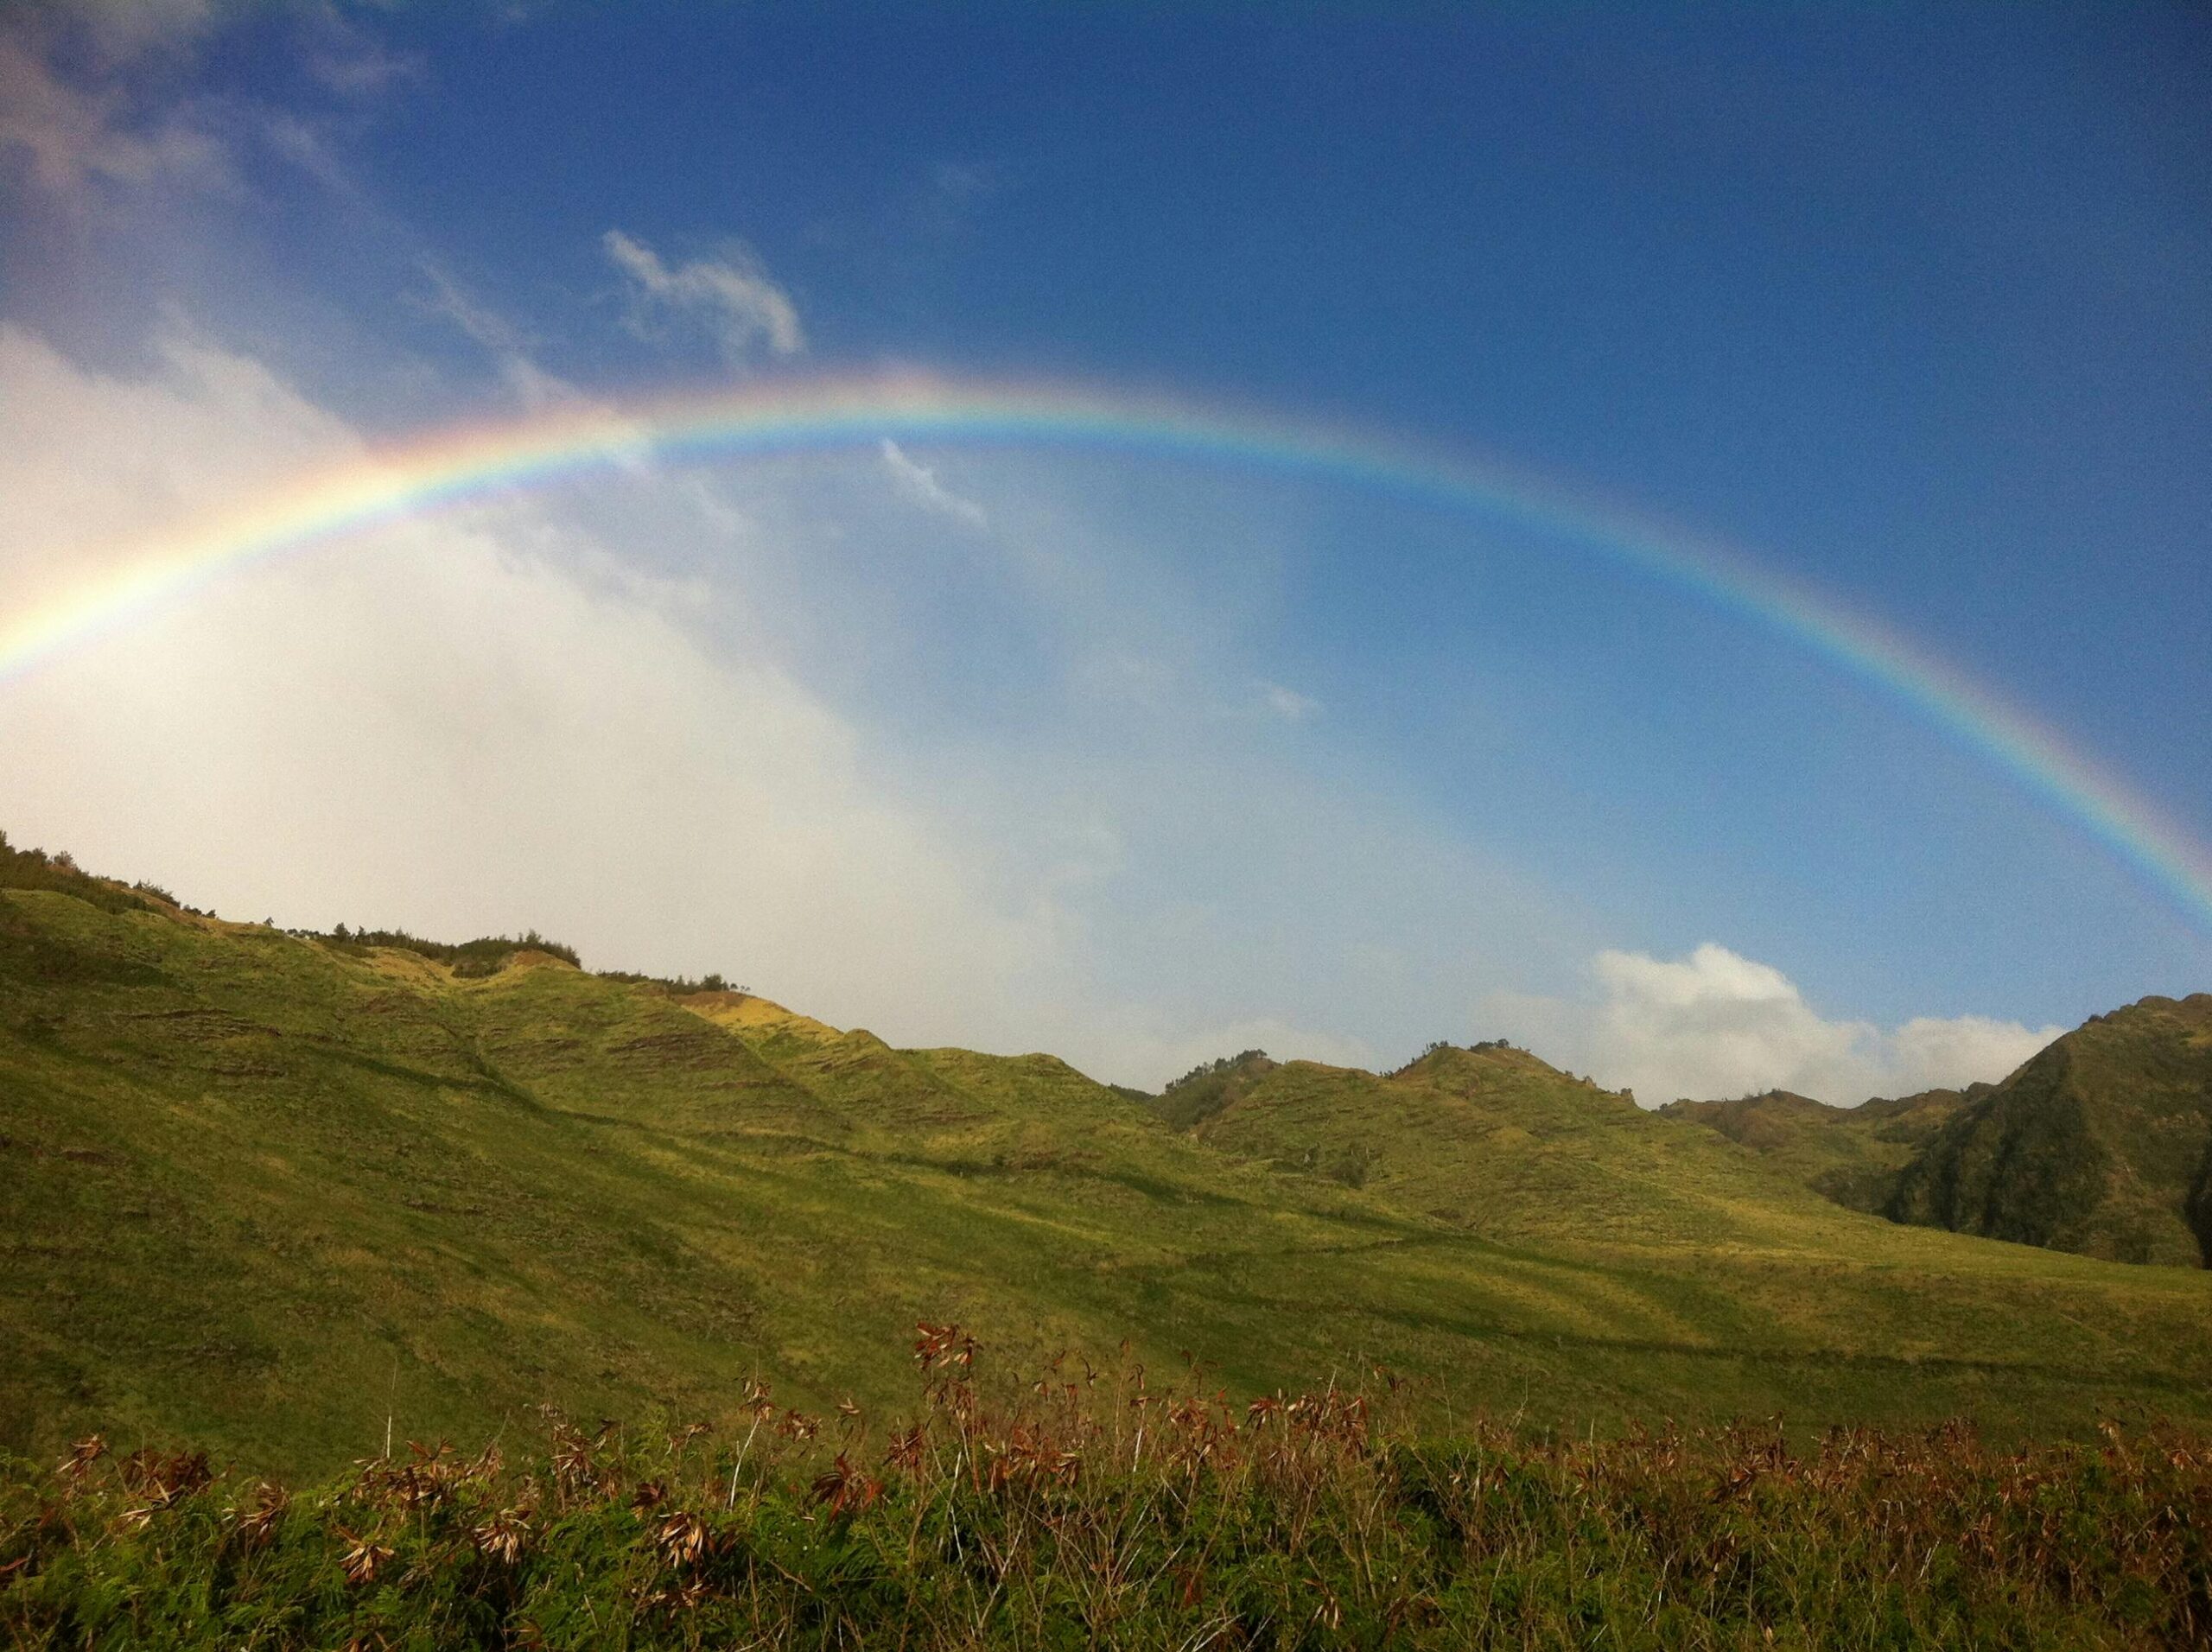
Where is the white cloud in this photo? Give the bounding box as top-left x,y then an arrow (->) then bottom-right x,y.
1489,943 -> 2061,1106
602,228 -> 804,360
879,439 -> 987,527
931,159 -> 999,206
0,322 -> 353,606
912,158 -> 1004,235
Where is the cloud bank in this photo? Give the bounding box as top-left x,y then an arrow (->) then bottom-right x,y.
0,323 -> 1046,1032
1492,943 -> 2061,1105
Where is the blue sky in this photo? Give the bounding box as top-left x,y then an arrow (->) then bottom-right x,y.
2,2 -> 2207,1099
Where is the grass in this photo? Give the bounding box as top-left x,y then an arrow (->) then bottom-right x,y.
5,849 -> 2212,1490
4,1327 -> 2209,1649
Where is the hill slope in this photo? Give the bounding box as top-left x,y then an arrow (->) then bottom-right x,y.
1658,1087 -> 1973,1215
1181,1045 -> 1879,1249
1886,994 -> 2212,1267
5,836 -> 2212,1474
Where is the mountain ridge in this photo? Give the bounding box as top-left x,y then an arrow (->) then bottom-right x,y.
1657,1085 -> 1974,1216
1886,993 -> 2212,1267
1664,999 -> 2212,1268
5,828 -> 2212,1477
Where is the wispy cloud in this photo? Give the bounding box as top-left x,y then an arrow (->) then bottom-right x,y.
931,159 -> 1000,206
602,228 -> 804,361
0,1 -> 412,208
64,0 -> 218,66
1491,943 -> 2062,1105
1255,680 -> 1319,721
415,258 -> 581,410
879,439 -> 987,527
0,31 -> 226,200
297,3 -> 421,99
913,158 -> 1005,235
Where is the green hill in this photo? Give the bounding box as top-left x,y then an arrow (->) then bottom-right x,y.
1658,1086 -> 1973,1215
6,831 -> 2212,1477
1178,1044 -> 1882,1248
1887,994 -> 2212,1267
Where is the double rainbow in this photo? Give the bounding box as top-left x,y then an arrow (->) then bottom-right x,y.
5,372 -> 2209,936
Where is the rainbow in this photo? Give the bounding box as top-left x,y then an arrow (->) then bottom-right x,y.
5,371 -> 2209,936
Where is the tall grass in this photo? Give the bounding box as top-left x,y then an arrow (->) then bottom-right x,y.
5,1325 -> 2209,1649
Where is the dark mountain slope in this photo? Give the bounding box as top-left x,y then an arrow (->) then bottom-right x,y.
1886,995 -> 2212,1267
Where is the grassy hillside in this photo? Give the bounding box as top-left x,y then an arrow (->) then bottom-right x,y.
1888,995 -> 2212,1268
1658,1088 -> 1972,1215
1182,1045 -> 1988,1260
6,836 -> 2212,1477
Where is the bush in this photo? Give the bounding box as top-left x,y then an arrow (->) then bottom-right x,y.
0,830 -> 155,917
321,924 -> 583,976
5,1326 -> 2208,1649
594,969 -> 746,996
1155,1052 -> 1274,1130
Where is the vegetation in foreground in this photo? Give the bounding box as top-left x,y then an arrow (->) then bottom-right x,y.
5,1326 -> 2210,1651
